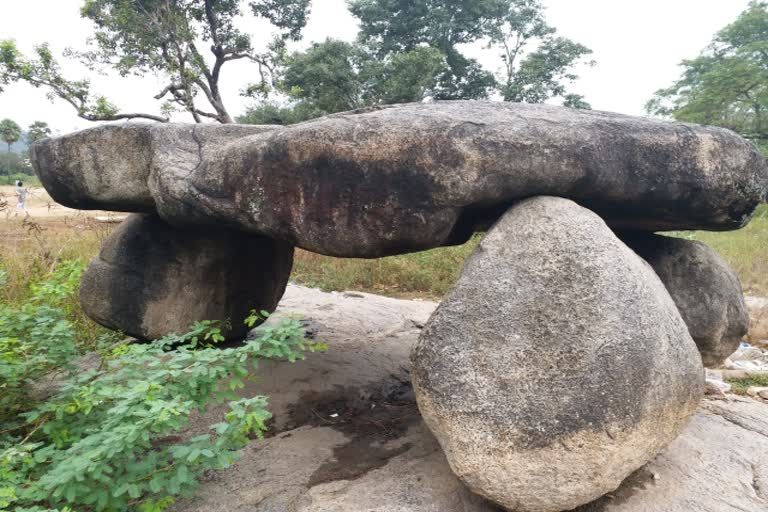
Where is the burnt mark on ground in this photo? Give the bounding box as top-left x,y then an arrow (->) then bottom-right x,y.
282,375 -> 422,486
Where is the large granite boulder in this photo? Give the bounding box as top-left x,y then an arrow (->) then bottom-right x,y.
80,214 -> 293,341
622,233 -> 749,367
32,102 -> 768,257
412,197 -> 704,512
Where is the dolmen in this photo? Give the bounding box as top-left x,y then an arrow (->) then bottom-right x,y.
31,102 -> 767,512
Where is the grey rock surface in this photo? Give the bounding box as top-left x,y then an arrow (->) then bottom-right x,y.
32,123 -> 275,213
412,197 -> 704,512
572,398 -> 768,512
622,233 -> 749,367
32,102 -> 768,257
173,285 -> 499,512
169,284 -> 766,512
80,213 -> 293,340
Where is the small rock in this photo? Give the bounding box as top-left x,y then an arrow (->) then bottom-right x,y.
746,386 -> 768,398
704,379 -> 731,397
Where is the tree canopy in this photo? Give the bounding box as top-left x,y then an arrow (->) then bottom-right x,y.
485,0 -> 592,106
252,39 -> 446,119
1,0 -> 313,123
3,0 -> 593,126
349,0 -> 500,99
647,1 -> 768,148
26,121 -> 52,144
347,0 -> 592,103
0,118 -> 21,153
242,0 -> 592,124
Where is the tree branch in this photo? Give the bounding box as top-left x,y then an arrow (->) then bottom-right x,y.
81,112 -> 170,122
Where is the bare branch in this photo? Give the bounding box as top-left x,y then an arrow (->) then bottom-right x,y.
81,112 -> 170,122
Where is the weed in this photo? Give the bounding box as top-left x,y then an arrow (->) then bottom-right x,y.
725,373 -> 768,395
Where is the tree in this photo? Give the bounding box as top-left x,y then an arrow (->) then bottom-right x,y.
26,120 -> 52,143
236,100 -> 320,125
280,39 -> 367,114
1,0 -> 312,124
347,0 -> 591,104
349,0 -> 502,99
0,152 -> 32,183
647,1 -> 768,148
0,118 -> 21,153
484,0 -> 592,106
282,40 -> 446,109
240,39 -> 446,124
359,46 -> 446,104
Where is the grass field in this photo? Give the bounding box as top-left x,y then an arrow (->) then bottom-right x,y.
680,205 -> 768,295
1,205 -> 767,310
296,205 -> 768,298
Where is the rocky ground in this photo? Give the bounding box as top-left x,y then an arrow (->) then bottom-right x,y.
171,285 -> 768,512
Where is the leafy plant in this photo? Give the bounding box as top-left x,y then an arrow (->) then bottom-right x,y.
0,262 -> 324,511
725,373 -> 768,394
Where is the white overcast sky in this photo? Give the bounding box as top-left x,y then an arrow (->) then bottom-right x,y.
0,0 -> 753,134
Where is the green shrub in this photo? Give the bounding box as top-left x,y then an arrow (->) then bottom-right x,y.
0,261 -> 324,511
725,373 -> 768,395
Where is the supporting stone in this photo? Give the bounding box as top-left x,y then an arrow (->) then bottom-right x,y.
80,214 -> 293,341
622,233 -> 749,367
411,197 -> 703,512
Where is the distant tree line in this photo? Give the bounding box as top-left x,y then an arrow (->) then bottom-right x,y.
0,118 -> 50,181
0,0 -> 593,126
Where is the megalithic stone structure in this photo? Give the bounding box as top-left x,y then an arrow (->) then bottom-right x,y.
31,101 -> 768,512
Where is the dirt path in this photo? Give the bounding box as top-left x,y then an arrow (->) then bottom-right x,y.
0,185 -> 119,219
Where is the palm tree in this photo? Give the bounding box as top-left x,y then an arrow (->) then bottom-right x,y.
0,119 -> 21,153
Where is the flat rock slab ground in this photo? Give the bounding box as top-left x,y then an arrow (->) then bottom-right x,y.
174,285 -> 768,512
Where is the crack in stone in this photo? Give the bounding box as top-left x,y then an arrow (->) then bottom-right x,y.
751,462 -> 768,502
707,406 -> 768,439
187,125 -> 205,179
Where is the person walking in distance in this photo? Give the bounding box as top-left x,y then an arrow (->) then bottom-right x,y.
14,180 -> 29,217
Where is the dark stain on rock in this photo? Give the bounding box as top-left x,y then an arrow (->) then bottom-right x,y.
308,438 -> 413,487
282,375 -> 422,486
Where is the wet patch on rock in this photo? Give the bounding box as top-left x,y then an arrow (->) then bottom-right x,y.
283,375 -> 422,486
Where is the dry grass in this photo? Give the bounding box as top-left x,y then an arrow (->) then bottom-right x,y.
294,206 -> 768,298
1,206 -> 767,317
291,236 -> 482,299
0,216 -> 110,302
0,216 -> 114,343
726,373 -> 768,395
678,205 -> 768,295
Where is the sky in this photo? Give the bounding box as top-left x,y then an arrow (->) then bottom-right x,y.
0,0 -> 753,135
